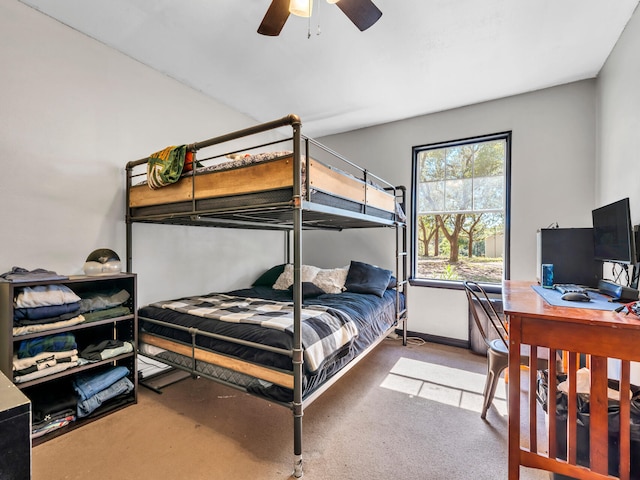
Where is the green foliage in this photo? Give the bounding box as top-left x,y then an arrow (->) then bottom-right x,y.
439,264 -> 459,281
416,257 -> 503,284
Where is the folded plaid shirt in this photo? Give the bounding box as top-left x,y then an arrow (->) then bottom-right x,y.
17,333 -> 77,359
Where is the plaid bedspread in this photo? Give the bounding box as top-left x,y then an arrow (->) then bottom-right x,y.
151,294 -> 358,373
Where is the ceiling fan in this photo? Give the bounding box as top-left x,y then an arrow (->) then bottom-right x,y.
258,0 -> 382,36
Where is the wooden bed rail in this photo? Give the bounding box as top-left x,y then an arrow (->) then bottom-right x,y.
139,332 -> 294,389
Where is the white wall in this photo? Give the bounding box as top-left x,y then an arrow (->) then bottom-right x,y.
0,0 -> 284,306
596,5 -> 640,219
316,81 -> 597,340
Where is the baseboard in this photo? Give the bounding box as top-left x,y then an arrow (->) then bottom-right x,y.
397,329 -> 469,349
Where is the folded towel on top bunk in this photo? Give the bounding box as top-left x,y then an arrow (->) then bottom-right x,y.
147,145 -> 187,189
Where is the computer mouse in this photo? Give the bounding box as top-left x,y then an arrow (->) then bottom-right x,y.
561,292 -> 591,302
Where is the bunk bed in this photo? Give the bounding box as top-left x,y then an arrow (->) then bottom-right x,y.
125,114 -> 408,478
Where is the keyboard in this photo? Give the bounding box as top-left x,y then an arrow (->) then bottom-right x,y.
554,283 -> 587,295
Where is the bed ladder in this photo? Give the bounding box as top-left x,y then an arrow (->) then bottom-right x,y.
394,186 -> 409,346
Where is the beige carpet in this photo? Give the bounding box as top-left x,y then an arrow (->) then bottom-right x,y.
32,340 -> 550,480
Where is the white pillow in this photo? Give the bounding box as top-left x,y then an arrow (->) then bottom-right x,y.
312,266 -> 349,294
272,264 -> 320,290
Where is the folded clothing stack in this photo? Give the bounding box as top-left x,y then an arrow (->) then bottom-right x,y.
72,366 -> 134,418
13,333 -> 79,384
28,380 -> 78,438
13,284 -> 83,328
13,286 -> 131,337
27,365 -> 135,436
79,339 -> 134,364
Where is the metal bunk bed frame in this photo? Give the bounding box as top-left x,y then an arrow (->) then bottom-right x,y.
125,114 -> 408,478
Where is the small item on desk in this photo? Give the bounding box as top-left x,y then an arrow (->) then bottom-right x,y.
541,264 -> 554,288
615,301 -> 640,316
597,279 -> 640,302
561,291 -> 591,302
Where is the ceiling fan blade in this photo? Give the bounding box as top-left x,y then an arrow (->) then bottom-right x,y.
258,0 -> 291,36
336,0 -> 382,31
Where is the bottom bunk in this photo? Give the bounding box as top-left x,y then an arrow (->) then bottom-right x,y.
138,284 -> 402,404
135,261 -> 406,477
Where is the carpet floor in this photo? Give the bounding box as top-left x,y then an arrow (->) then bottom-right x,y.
32,339 -> 551,479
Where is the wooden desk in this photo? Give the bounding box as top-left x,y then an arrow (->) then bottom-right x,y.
503,280 -> 640,480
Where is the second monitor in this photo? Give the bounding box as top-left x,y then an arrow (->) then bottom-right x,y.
536,227 -> 602,288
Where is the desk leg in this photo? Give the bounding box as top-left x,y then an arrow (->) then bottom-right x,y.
508,314 -> 522,480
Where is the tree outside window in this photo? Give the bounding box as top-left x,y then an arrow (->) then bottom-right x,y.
411,132 -> 511,285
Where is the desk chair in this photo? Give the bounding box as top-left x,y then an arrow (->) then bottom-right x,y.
464,281 -> 510,419
464,281 -> 552,419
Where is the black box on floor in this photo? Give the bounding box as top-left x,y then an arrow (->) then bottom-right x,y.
0,372 -> 31,480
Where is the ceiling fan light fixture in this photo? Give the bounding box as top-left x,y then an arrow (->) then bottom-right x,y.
290,0 -> 313,17
259,0 -> 381,36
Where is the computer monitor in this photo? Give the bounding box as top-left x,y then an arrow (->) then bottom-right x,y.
592,197 -> 636,265
537,228 -> 602,287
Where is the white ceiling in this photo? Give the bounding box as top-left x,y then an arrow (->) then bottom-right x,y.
19,0 -> 640,138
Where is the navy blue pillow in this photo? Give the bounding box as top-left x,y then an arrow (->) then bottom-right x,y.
252,264 -> 286,287
345,261 -> 392,297
289,282 -> 326,299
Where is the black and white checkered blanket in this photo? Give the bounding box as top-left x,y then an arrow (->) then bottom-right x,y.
151,293 -> 358,372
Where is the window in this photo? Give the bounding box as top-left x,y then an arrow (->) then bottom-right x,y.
411,132 -> 511,286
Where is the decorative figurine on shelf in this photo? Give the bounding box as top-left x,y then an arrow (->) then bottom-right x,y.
83,249 -> 122,276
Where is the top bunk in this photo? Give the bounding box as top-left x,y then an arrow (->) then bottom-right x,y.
126,114 -> 406,231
